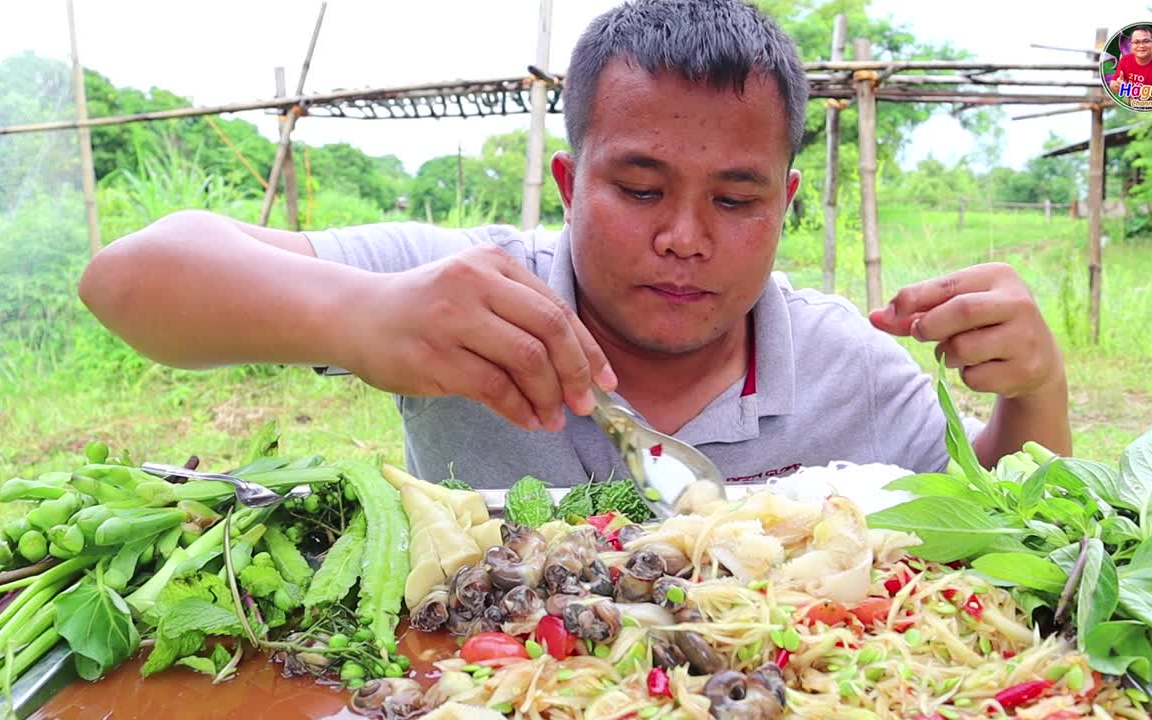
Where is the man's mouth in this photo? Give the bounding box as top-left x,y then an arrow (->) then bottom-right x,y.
646,283 -> 712,303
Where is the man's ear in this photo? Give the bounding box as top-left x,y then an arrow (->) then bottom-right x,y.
551,151 -> 576,218
785,168 -> 802,208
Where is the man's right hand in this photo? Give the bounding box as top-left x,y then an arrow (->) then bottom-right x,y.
336,243 -> 617,433
1110,70 -> 1125,93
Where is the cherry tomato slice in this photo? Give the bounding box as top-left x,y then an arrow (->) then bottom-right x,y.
460,632 -> 530,664
535,615 -> 579,660
849,597 -> 893,627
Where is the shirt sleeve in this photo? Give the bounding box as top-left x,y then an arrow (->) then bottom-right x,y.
302,221 -> 517,274
864,330 -> 986,474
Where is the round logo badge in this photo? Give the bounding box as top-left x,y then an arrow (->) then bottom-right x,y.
1101,22 -> 1152,111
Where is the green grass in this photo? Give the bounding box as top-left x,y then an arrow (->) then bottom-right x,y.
0,204 -> 1148,491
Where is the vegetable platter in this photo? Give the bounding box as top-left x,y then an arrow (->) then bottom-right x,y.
0,363 -> 1147,720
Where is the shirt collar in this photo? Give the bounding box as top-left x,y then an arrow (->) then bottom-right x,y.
547,225 -> 796,443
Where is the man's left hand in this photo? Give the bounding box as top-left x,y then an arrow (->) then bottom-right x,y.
868,262 -> 1065,399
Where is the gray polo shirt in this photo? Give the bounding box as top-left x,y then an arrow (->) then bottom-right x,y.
303,221 -> 984,489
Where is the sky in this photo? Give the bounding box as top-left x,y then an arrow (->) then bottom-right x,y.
3,0 -> 1149,176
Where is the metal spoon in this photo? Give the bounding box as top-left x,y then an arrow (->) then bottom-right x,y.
588,386 -> 726,518
140,462 -> 312,509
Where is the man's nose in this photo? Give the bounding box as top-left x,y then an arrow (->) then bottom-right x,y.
653,202 -> 713,259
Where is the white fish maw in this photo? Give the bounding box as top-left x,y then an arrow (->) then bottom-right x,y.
422,702 -> 507,720
765,461 -> 915,515
706,522 -> 785,583
778,550 -> 873,604
868,528 -> 923,563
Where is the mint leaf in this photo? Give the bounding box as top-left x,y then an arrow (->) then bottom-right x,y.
210,643 -> 232,673
175,656 -> 218,676
54,573 -> 141,681
239,565 -> 285,598
1084,621 -> 1152,682
141,632 -> 205,677
161,598 -> 243,639
1017,470 -> 1047,514
882,473 -> 974,499
1077,538 -> 1119,652
1120,427 -> 1152,529
866,496 -> 1021,562
971,553 -> 1067,594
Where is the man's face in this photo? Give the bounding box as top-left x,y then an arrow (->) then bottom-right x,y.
552,58 -> 800,356
1132,30 -> 1152,62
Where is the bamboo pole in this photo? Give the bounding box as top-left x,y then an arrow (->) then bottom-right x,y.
67,0 -> 100,258
854,39 -> 882,311
521,0 -> 553,230
303,146 -> 315,227
822,14 -> 847,294
1087,28 -> 1107,345
203,115 -> 268,189
275,67 -> 301,231
259,2 -> 326,227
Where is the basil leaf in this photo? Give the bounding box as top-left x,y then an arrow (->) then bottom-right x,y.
1017,470 -> 1047,514
934,358 -> 998,502
1011,589 -> 1051,621
1084,621 -> 1152,682
971,553 -> 1068,594
1077,538 -> 1119,652
1063,458 -> 1130,511
1133,536 -> 1152,568
54,573 -> 141,681
882,473 -> 975,500
1101,515 -> 1143,547
1120,427 -> 1152,529
867,496 -> 1021,562
1049,542 -> 1080,573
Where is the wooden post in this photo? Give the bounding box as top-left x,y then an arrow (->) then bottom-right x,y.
854,39 -> 883,311
67,0 -> 100,257
822,14 -> 847,294
521,0 -> 554,230
259,2 -> 326,226
1087,28 -> 1107,344
275,67 -> 300,231
424,199 -> 434,224
1044,198 -> 1052,222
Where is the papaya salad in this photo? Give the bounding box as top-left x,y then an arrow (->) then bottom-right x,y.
357,474 -> 1146,720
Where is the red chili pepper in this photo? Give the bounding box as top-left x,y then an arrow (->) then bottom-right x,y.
584,513 -> 618,533
1002,651 -> 1017,659
994,679 -> 1054,710
962,593 -> 983,620
647,667 -> 672,697
774,648 -> 791,669
884,564 -> 913,596
609,566 -> 623,583
603,530 -> 624,551
945,560 -> 966,570
650,443 -> 663,457
942,588 -> 958,600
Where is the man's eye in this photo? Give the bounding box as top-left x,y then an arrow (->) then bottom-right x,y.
621,186 -> 659,201
716,197 -> 751,209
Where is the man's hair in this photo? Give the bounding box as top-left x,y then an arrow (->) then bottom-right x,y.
1130,25 -> 1152,38
562,0 -> 809,164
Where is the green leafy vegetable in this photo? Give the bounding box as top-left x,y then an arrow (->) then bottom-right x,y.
175,656 -> 218,675
882,473 -> 974,499
160,598 -> 243,639
593,479 -> 655,523
865,497 -> 1021,562
53,570 -> 140,681
1119,430 -> 1152,529
1083,622 -> 1152,682
304,510 -> 366,610
505,475 -> 555,528
555,480 -> 597,522
261,526 -> 313,587
439,479 -> 474,491
971,553 -> 1068,594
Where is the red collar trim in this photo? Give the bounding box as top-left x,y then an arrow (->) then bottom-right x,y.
741,317 -> 757,397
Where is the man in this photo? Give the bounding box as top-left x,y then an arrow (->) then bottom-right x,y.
77,0 -> 1071,489
1109,26 -> 1152,100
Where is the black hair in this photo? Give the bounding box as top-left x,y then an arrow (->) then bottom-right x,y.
1129,25 -> 1152,38
562,0 -> 809,164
